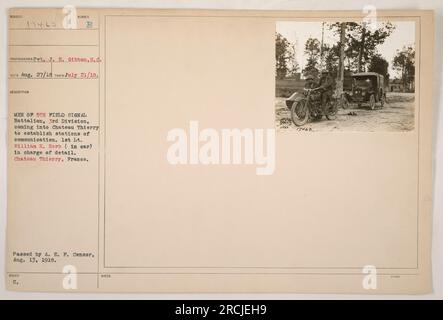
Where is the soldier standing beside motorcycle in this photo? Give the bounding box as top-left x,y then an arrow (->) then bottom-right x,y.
317,70 -> 334,114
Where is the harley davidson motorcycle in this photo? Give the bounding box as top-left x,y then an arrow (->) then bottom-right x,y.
285,87 -> 338,126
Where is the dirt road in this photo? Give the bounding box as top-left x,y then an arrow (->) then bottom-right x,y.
275,92 -> 415,132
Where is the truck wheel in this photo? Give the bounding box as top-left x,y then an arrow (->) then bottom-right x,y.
341,95 -> 350,109
325,100 -> 338,120
369,94 -> 376,110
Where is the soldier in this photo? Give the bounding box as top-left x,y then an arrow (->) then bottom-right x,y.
317,70 -> 334,112
304,74 -> 317,89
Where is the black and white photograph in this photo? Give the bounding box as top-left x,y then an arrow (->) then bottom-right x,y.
275,20 -> 416,131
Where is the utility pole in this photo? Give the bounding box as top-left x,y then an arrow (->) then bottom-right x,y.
320,22 -> 325,71
357,26 -> 366,72
337,22 -> 346,96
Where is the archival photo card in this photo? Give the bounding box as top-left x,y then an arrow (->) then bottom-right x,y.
6,9 -> 433,294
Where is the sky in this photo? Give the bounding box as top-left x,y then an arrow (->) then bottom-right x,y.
276,21 -> 415,79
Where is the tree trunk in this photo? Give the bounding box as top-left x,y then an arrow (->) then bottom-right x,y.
337,22 -> 346,95
402,64 -> 408,92
357,27 -> 366,72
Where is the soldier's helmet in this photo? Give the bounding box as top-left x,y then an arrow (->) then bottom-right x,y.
305,74 -> 315,81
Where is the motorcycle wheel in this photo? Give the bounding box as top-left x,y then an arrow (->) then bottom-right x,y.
291,99 -> 309,126
325,100 -> 338,120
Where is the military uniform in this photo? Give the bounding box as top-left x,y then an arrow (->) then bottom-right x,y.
318,72 -> 334,110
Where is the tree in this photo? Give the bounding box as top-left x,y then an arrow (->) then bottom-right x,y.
368,54 -> 390,83
275,32 -> 299,79
323,44 -> 340,76
329,22 -> 395,72
393,46 -> 415,92
303,37 -> 321,78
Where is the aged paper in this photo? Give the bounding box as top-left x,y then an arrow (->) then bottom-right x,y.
6,8 -> 434,293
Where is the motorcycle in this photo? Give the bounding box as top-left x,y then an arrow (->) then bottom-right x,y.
288,87 -> 338,126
